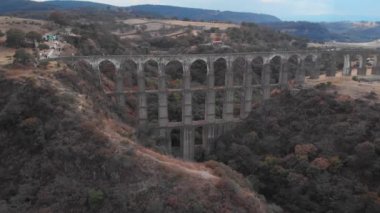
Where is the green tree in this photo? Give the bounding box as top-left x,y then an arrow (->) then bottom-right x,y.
49,11 -> 68,26
0,30 -> 4,37
26,31 -> 42,42
13,49 -> 34,65
6,29 -> 25,48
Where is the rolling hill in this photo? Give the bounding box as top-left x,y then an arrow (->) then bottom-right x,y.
0,0 -> 113,14
127,5 -> 281,23
0,1 -> 281,24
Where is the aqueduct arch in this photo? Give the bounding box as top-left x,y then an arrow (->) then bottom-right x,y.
47,49 -> 380,160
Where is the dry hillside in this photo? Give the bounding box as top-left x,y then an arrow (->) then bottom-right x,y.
0,63 -> 270,213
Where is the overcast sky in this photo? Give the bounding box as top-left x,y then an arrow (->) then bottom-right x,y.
34,0 -> 380,21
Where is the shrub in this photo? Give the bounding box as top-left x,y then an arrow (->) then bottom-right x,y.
26,31 -> 42,42
13,49 -> 34,65
88,189 -> 104,209
38,43 -> 50,50
6,29 -> 25,48
38,61 -> 49,69
315,82 -> 332,90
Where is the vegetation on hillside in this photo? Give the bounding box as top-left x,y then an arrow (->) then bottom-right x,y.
5,28 -> 41,48
0,65 -> 269,213
208,88 -> 380,213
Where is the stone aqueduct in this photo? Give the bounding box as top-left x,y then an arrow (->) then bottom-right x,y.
50,49 -> 380,160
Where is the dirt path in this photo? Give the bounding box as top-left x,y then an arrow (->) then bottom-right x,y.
138,150 -> 218,180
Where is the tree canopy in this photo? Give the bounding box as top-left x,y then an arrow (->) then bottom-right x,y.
6,29 -> 25,48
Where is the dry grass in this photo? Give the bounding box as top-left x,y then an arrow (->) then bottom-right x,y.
121,18 -> 239,31
306,70 -> 380,101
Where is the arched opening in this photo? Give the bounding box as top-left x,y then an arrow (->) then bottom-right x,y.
168,92 -> 182,122
303,55 -> 315,78
270,56 -> 281,84
319,53 -> 329,76
214,58 -> 227,87
192,91 -> 206,121
352,55 -> 364,76
99,60 -> 117,92
190,59 -> 208,88
147,93 -> 158,123
269,56 -> 281,97
121,60 -> 138,116
233,57 -> 246,86
144,60 -> 159,90
252,89 -> 263,108
195,126 -> 203,146
170,129 -> 181,157
287,55 -> 299,85
122,60 -> 138,90
233,89 -> 243,118
165,60 -> 183,89
336,54 -> 345,75
214,58 -> 226,119
191,59 -> 207,121
251,57 -> 263,85
368,55 -> 376,75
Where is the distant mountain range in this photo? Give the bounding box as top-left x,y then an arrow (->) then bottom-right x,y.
1,0 -> 380,42
0,0 -> 281,24
264,21 -> 380,42
0,0 -> 113,13
127,5 -> 281,23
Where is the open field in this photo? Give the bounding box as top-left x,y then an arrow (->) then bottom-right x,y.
0,16 -> 48,33
308,40 -> 380,49
121,18 -> 239,31
306,72 -> 380,101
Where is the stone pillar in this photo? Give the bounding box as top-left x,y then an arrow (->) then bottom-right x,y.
223,58 -> 234,121
158,62 -> 169,150
204,58 -> 216,154
242,58 -> 253,118
343,54 -> 351,76
280,60 -> 289,89
206,58 -> 216,123
115,67 -> 125,107
310,58 -> 320,79
182,126 -> 194,161
182,62 -> 194,161
358,55 -> 367,76
137,62 -> 148,126
262,63 -> 271,100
